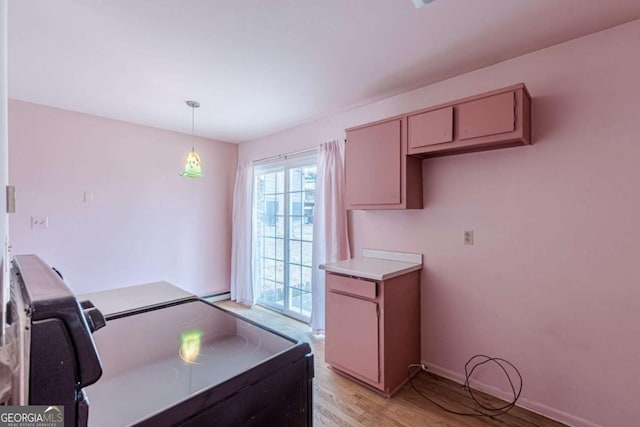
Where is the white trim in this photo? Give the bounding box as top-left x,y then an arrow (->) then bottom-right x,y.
253,147 -> 318,166
424,361 -> 601,427
254,152 -> 317,173
363,248 -> 422,264
203,292 -> 231,303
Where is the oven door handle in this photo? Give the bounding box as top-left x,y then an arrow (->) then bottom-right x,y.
57,303 -> 104,388
79,300 -> 106,332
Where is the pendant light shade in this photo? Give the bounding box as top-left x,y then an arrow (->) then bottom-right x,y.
180,100 -> 204,178
181,151 -> 203,178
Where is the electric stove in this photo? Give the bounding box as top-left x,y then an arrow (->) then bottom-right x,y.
6,255 -> 313,426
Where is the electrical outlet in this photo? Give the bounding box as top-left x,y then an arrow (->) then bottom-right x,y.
464,230 -> 474,245
31,216 -> 48,229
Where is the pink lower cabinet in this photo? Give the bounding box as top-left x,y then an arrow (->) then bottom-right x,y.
325,270 -> 421,396
326,291 -> 380,383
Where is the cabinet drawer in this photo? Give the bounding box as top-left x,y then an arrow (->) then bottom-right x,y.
458,91 -> 515,140
408,106 -> 453,152
327,274 -> 377,299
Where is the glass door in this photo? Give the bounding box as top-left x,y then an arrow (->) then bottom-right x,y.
254,156 -> 316,321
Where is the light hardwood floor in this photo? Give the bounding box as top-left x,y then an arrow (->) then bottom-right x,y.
214,301 -> 566,427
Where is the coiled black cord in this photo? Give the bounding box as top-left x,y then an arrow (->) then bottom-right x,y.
407,354 -> 522,418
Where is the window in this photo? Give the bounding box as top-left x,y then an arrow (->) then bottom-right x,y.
253,155 -> 317,322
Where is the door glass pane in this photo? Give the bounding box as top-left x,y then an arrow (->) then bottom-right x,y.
301,266 -> 312,292
259,279 -> 275,304
301,292 -> 312,318
289,240 -> 301,265
274,282 -> 284,308
274,214 -> 283,237
263,257 -> 275,281
288,263 -> 302,290
289,216 -> 302,240
275,260 -> 285,284
301,241 -> 312,266
275,237 -> 284,260
289,191 -> 303,217
289,168 -> 303,192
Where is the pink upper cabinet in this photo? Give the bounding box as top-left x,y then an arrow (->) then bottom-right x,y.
344,84 -> 530,210
408,106 -> 454,151
458,91 -> 516,140
345,117 -> 423,210
346,119 -> 401,206
409,83 -> 531,158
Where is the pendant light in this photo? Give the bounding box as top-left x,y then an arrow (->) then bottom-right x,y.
180,100 -> 204,178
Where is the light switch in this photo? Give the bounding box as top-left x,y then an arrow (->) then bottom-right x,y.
6,186 -> 15,213
84,191 -> 94,203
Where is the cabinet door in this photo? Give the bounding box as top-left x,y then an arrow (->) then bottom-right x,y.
346,119 -> 401,206
408,106 -> 453,152
458,91 -> 515,140
326,290 -> 379,383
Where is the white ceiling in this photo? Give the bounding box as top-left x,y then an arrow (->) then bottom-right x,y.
8,1 -> 640,143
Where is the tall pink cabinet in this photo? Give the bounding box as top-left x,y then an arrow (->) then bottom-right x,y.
321,250 -> 422,396
345,117 -> 423,210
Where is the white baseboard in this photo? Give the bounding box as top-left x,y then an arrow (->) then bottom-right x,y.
422,361 -> 601,427
202,292 -> 230,303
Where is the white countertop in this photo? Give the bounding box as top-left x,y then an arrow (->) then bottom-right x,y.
78,281 -> 195,317
320,249 -> 422,281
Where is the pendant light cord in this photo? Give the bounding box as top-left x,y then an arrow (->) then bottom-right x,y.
191,104 -> 195,152
185,100 -> 200,152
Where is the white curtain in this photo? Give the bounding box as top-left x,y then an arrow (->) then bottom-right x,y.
310,140 -> 350,334
230,161 -> 256,306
